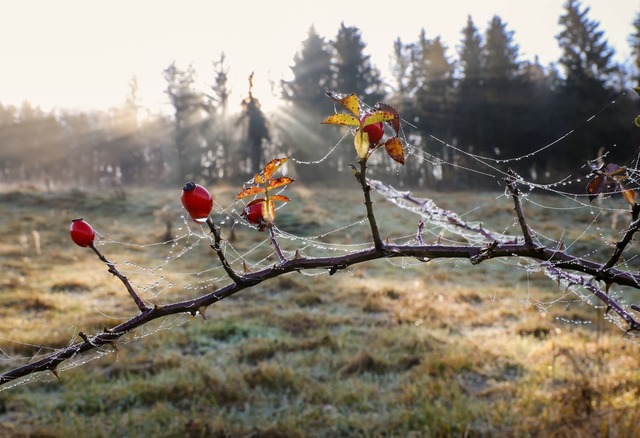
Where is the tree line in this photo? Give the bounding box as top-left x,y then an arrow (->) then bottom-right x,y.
1,0 -> 640,190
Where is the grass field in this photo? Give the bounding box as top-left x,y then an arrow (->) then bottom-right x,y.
0,182 -> 639,437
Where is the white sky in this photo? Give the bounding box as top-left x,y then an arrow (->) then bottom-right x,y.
0,0 -> 636,114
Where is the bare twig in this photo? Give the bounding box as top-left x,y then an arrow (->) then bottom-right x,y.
88,243 -> 149,312
416,220 -> 425,245
356,160 -> 384,250
599,203 -> 640,274
506,170 -> 535,247
205,217 -> 243,284
269,226 -> 287,264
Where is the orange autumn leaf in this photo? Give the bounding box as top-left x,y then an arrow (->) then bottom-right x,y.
384,137 -> 405,165
621,187 -> 636,206
270,195 -> 290,203
267,176 -> 294,190
236,186 -> 265,199
264,157 -> 288,180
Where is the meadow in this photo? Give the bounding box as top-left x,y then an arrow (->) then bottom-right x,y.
0,182 -> 639,437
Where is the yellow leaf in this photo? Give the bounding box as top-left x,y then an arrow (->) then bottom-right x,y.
339,93 -> 360,117
236,186 -> 265,199
362,110 -> 395,126
385,137 -> 405,165
321,113 -> 360,127
267,176 -> 294,190
262,198 -> 276,225
354,129 -> 370,160
253,173 -> 264,184
264,157 -> 288,180
270,195 -> 290,203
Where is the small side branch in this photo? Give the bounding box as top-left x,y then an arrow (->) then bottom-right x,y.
206,218 -> 243,284
600,203 -> 640,274
356,160 -> 383,250
269,226 -> 287,264
89,243 -> 149,312
506,170 -> 535,247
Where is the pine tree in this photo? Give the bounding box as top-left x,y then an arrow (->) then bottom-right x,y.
163,62 -> 207,182
555,0 -> 620,168
332,23 -> 385,104
480,15 -> 521,158
630,11 -> 640,86
201,53 -> 232,182
455,15 -> 484,154
558,0 -> 615,86
281,26 -> 333,112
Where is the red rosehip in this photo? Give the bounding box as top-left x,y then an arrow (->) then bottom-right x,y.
181,182 -> 213,223
361,113 -> 384,145
242,199 -> 266,230
70,218 -> 95,247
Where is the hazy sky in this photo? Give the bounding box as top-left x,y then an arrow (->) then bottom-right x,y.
0,0 -> 636,113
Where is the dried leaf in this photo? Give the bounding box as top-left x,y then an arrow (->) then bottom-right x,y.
586,174 -> 606,202
384,137 -> 405,165
267,176 -> 294,190
321,113 -> 360,127
354,129 -> 370,160
236,186 -> 265,199
270,194 -> 290,203
604,163 -> 627,181
621,185 -> 636,206
264,157 -> 288,180
375,102 -> 400,134
361,110 -> 396,126
262,198 -> 276,225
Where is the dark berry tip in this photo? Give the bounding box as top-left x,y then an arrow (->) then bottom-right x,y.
183,182 -> 197,191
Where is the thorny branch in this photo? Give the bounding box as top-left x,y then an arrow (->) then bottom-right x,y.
3,178 -> 640,386
599,203 -> 640,275
506,169 -> 536,247
89,243 -> 150,312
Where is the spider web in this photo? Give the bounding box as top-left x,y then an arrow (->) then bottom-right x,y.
1,91 -> 639,390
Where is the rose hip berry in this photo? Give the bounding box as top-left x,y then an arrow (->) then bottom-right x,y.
361,113 -> 384,145
242,199 -> 266,230
70,218 -> 95,247
181,182 -> 213,223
